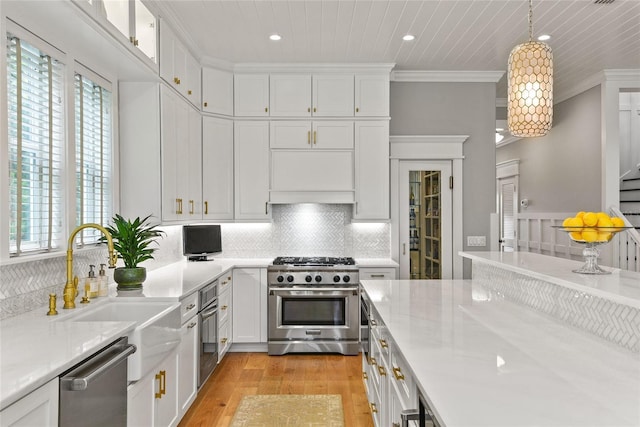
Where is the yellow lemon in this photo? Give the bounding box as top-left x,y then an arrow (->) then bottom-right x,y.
562,217 -> 573,227
611,217 -> 625,229
597,217 -> 613,228
566,217 -> 583,230
582,212 -> 598,227
576,211 -> 586,219
582,228 -> 598,242
598,231 -> 612,242
596,212 -> 610,221
570,231 -> 583,241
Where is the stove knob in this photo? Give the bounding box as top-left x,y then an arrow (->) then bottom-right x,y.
343,275 -> 351,283
315,275 -> 322,283
333,275 -> 341,283
305,275 -> 313,283
277,275 -> 284,283
287,275 -> 294,283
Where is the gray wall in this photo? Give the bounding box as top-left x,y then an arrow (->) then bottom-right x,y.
390,82 -> 497,277
496,85 -> 601,212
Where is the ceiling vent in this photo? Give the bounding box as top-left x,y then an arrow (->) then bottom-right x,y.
594,0 -> 615,4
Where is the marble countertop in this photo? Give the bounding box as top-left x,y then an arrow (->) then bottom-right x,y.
461,251 -> 640,308
361,279 -> 640,426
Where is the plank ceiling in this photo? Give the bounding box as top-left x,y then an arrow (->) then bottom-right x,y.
157,1 -> 640,99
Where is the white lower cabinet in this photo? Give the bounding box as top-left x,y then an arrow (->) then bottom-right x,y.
0,378 -> 58,427
218,273 -> 233,361
128,348 -> 179,427
177,312 -> 198,418
232,268 -> 267,343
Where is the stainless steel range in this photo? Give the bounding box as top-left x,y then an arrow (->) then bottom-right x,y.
267,257 -> 360,356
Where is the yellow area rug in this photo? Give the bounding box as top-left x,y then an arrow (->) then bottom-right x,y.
230,394 -> 344,427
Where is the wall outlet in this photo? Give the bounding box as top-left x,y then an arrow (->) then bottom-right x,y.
467,236 -> 486,247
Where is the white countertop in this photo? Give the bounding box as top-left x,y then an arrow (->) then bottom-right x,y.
355,258 -> 399,268
461,251 -> 640,308
361,279 -> 640,427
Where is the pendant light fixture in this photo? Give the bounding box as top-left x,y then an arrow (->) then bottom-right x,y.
507,0 -> 553,137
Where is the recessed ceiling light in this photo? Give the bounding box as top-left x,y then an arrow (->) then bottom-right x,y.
269,34 -> 282,41
402,34 -> 415,41
537,34 -> 551,41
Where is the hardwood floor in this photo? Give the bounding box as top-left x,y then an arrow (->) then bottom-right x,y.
178,352 -> 374,426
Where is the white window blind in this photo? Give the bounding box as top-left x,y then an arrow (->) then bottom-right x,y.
75,73 -> 112,245
7,33 -> 64,255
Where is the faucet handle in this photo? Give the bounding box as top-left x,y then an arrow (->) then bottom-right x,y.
108,253 -> 118,268
47,294 -> 58,316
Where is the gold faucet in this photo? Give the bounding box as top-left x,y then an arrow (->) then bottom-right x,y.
63,223 -> 117,309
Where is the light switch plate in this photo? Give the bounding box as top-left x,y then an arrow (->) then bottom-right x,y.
467,236 -> 487,247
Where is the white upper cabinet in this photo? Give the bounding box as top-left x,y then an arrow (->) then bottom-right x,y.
234,74 -> 270,117
234,121 -> 271,220
89,0 -> 157,65
354,121 -> 390,220
159,19 -> 200,107
269,74 -> 312,117
355,74 -> 390,117
202,117 -> 234,220
312,74 -> 354,117
202,68 -> 233,116
270,121 -> 353,150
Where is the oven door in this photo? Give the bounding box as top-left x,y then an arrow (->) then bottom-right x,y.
268,287 -> 359,341
360,290 -> 370,358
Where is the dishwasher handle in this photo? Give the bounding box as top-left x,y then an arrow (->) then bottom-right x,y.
62,338 -> 136,391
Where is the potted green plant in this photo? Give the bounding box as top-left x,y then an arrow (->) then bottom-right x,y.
102,214 -> 164,290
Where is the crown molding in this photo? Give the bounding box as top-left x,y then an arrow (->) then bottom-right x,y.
201,56 -> 235,72
389,135 -> 470,144
391,70 -> 504,83
555,69 -> 640,103
233,63 -> 396,73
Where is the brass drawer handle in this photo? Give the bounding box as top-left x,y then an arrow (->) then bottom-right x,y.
204,201 -> 208,215
393,366 -> 405,381
185,303 -> 195,311
370,403 -> 377,414
369,356 -> 376,366
221,337 -> 228,344
362,371 -> 368,380
221,305 -> 228,310
204,101 -> 208,107
187,321 -> 197,329
189,200 -> 194,214
379,339 -> 388,349
155,372 -> 162,398
377,365 -> 387,376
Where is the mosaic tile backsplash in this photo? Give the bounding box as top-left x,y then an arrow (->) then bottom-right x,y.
472,262 -> 640,353
1,204 -> 390,319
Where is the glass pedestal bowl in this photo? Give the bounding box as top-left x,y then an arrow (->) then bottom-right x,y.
552,226 -> 632,274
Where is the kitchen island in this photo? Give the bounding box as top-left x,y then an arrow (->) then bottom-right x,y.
361,251 -> 640,426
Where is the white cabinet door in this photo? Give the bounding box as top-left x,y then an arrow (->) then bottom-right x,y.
154,350 -> 179,427
202,117 -> 234,220
185,52 -> 201,108
160,86 -> 179,221
0,378 -> 58,427
354,121 -> 390,220
128,370 -> 155,427
177,318 -> 198,417
270,74 -> 311,116
218,316 -> 232,362
270,121 -> 312,149
159,19 -> 199,107
232,268 -> 266,343
202,68 -> 233,115
234,74 -> 270,116
312,74 -> 354,117
186,107 -> 202,220
234,121 -> 271,220
355,74 -> 390,117
312,121 -> 354,149
133,0 -> 157,63
271,151 -> 354,192
119,82 -> 162,222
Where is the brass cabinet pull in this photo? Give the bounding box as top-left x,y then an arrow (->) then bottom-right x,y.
189,200 -> 194,214
130,36 -> 135,44
362,371 -> 368,380
265,202 -> 268,214
221,305 -> 228,310
161,370 -> 167,395
369,356 -> 376,366
313,130 -> 317,145
173,77 -> 179,84
393,366 -> 405,381
379,339 -> 388,349
370,319 -> 377,326
204,101 -> 208,107
176,198 -> 183,214
265,107 -> 268,113
228,276 -> 232,281
370,274 -> 385,278
307,107 -> 311,113
377,365 -> 387,376
313,107 -> 317,113
204,201 -> 209,215
188,89 -> 192,95
356,107 -> 359,113
155,372 -> 162,398
133,39 -> 139,46
392,423 -> 400,427
308,131 -> 311,144
187,321 -> 197,329
185,303 -> 195,311
370,403 -> 378,414
221,337 -> 228,344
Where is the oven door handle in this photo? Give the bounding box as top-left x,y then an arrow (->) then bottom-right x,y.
201,306 -> 218,320
269,288 -> 358,295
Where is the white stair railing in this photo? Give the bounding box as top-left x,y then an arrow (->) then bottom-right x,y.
610,206 -> 640,272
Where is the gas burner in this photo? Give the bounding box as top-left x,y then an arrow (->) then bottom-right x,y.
272,256 -> 355,266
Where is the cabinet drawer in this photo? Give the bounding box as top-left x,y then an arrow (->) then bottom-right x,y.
218,319 -> 231,362
180,292 -> 198,324
390,346 -> 416,410
219,272 -> 233,292
360,268 -> 397,280
218,285 -> 231,325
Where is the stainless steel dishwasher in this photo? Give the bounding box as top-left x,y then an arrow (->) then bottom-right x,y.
59,336 -> 136,427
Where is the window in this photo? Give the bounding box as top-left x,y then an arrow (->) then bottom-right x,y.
7,33 -> 65,255
75,72 -> 113,245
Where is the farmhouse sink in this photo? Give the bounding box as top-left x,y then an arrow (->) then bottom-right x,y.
67,300 -> 181,381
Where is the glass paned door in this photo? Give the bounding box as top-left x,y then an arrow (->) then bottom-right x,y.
400,161 -> 452,279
